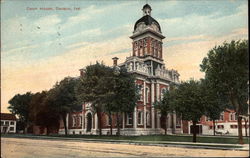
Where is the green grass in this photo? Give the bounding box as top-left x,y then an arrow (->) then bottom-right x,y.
2,133 -> 249,144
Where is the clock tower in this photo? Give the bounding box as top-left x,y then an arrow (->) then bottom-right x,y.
130,4 -> 166,75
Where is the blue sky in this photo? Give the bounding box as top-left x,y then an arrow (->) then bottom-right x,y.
1,0 -> 248,112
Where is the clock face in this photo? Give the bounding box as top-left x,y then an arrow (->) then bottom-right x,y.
136,23 -> 146,32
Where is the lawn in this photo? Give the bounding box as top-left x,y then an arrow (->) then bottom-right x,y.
48,134 -> 249,144
2,134 -> 249,144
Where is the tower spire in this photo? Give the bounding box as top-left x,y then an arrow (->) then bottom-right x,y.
142,4 -> 152,16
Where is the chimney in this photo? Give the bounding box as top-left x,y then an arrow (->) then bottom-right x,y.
79,69 -> 85,77
112,57 -> 119,66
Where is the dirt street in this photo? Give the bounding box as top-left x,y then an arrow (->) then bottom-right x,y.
1,137 -> 249,157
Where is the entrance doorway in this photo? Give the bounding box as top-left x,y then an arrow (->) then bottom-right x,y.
86,113 -> 92,132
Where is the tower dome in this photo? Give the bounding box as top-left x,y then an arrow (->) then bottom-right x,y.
133,4 -> 161,33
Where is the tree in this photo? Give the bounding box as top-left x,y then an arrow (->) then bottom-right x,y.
172,80 -> 206,142
200,40 -> 248,144
200,79 -> 227,136
29,91 -> 60,135
105,67 -> 139,136
155,87 -> 174,135
48,77 -> 80,135
8,92 -> 33,133
76,62 -> 114,136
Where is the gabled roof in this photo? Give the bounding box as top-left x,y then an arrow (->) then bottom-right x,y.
0,113 -> 17,120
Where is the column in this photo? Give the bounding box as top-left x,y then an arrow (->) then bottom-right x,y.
94,113 -> 98,130
133,106 -> 137,128
173,112 -> 176,134
168,113 -> 171,128
82,111 -> 84,129
143,81 -> 147,129
156,83 -> 160,102
122,113 -> 125,129
66,113 -> 69,130
132,42 -> 135,56
151,82 -> 155,129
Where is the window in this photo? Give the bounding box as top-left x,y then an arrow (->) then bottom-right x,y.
1,121 -> 4,126
137,111 -> 143,125
206,117 -> 210,122
146,87 -> 149,103
219,112 -> 224,121
10,121 -> 14,125
230,125 -> 238,129
80,116 -> 82,127
230,113 -> 237,121
209,126 -> 213,129
217,125 -> 224,129
106,115 -> 111,126
127,113 -> 133,125
176,116 -> 181,128
136,84 -> 143,101
5,121 -> 9,126
146,112 -> 150,126
9,127 -> 14,131
72,115 -> 76,127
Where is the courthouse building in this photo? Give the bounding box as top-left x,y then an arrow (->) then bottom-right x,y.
59,4 -> 182,135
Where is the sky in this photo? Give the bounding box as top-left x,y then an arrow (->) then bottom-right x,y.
1,0 -> 248,113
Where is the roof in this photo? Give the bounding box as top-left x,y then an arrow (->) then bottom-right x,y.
143,4 -> 152,10
134,15 -> 161,32
0,113 -> 17,120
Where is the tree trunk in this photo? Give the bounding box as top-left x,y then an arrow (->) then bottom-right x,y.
109,112 -> 112,135
213,119 -> 216,136
62,113 -> 68,135
116,112 -> 121,136
192,121 -> 197,143
97,111 -> 102,136
237,116 -> 243,144
165,115 -> 168,135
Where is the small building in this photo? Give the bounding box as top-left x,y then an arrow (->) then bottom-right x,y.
183,109 -> 249,136
0,113 -> 17,133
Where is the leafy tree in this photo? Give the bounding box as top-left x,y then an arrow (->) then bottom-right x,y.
172,80 -> 206,142
48,77 -> 80,135
200,40 -> 248,144
8,92 -> 33,133
200,79 -> 227,136
105,67 -> 139,136
29,91 -> 60,135
155,86 -> 174,135
76,62 -> 113,135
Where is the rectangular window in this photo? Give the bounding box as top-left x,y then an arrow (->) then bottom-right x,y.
5,121 -> 9,126
219,113 -> 224,121
137,111 -> 143,125
127,113 -> 133,125
80,116 -> 82,127
230,125 -> 238,128
9,127 -> 14,131
10,121 -> 14,125
1,121 -> 4,126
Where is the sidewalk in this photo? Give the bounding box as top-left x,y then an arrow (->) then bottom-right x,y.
2,134 -> 249,151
